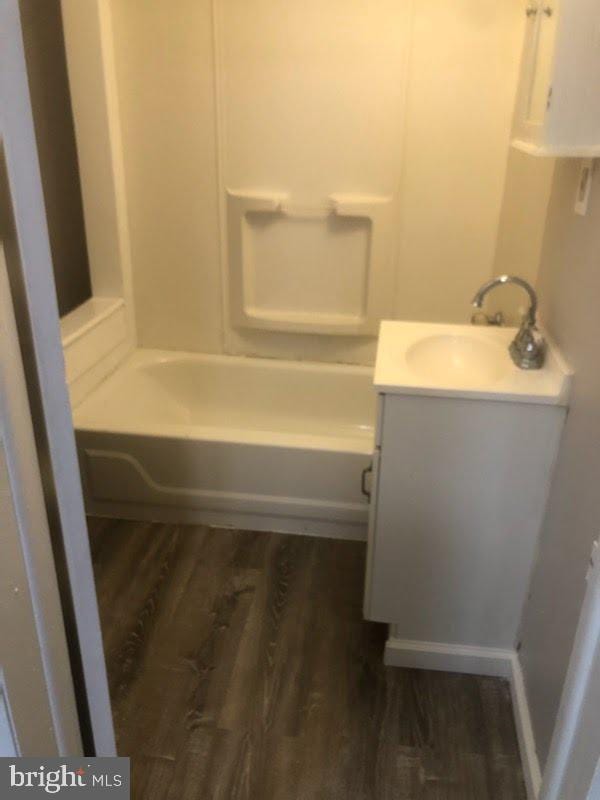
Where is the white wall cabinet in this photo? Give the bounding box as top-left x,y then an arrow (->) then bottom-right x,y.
363,391 -> 566,658
512,0 -> 600,156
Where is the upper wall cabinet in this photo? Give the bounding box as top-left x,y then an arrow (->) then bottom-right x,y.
512,0 -> 600,157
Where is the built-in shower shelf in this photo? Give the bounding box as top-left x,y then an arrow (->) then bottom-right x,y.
243,308 -> 365,329
329,194 -> 393,216
226,189 -> 395,335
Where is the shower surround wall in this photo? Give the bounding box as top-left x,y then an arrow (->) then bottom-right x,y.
107,0 -> 531,364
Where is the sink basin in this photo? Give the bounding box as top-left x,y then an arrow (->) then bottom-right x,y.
406,334 -> 509,386
374,320 -> 570,405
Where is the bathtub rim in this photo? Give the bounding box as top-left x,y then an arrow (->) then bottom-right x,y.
73,346 -> 377,392
72,347 -> 376,454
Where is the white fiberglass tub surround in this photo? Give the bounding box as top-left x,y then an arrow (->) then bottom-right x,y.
74,351 -> 376,539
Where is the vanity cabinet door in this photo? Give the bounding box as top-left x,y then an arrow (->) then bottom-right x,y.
362,446 -> 381,617
363,392 -> 564,649
363,393 -> 385,616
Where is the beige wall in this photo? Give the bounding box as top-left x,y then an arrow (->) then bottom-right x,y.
395,0 -> 525,324
19,0 -> 91,317
109,0 -> 547,362
491,149 -> 555,324
518,159 -> 600,766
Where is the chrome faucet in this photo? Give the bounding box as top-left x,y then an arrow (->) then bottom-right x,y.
471,275 -> 546,369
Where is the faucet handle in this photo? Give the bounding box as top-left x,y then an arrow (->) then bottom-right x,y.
470,310 -> 504,326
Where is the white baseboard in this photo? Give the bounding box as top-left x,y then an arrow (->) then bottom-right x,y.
509,652 -> 542,800
384,636 -> 513,677
384,635 -> 542,799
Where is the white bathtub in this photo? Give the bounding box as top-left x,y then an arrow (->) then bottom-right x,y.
74,350 -> 376,539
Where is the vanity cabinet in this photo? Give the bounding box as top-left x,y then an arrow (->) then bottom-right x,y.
363,392 -> 564,651
363,321 -> 570,661
512,0 -> 600,156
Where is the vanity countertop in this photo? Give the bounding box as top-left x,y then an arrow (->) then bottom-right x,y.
374,320 -> 571,405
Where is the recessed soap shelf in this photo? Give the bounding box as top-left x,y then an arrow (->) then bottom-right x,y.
226,189 -> 395,336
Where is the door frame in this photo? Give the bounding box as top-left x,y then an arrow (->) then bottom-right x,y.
540,540 -> 600,800
0,238 -> 81,755
0,0 -> 115,755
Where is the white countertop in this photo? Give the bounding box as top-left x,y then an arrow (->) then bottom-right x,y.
374,320 -> 571,405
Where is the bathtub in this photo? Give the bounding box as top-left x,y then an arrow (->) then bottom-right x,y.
73,350 -> 376,539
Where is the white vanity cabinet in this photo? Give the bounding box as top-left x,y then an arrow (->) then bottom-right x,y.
512,0 -> 600,157
363,321 -> 570,662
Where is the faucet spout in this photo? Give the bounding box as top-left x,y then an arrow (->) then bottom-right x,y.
471,275 -> 537,324
470,275 -> 545,369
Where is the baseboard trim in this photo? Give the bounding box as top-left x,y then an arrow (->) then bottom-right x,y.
384,636 -> 542,799
384,636 -> 513,678
509,652 -> 542,800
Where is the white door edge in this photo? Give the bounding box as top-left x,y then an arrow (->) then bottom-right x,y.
0,0 -> 116,755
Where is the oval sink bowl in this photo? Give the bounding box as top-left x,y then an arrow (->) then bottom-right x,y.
406,334 -> 509,386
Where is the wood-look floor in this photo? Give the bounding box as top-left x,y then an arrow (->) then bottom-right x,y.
88,518 -> 527,800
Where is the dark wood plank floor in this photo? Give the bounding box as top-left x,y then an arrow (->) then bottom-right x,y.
89,518 -> 527,800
